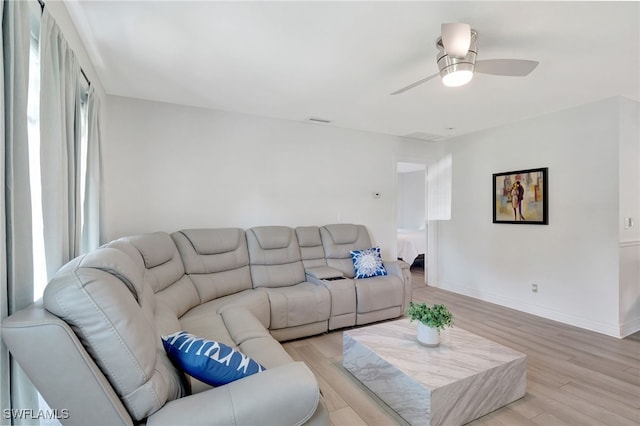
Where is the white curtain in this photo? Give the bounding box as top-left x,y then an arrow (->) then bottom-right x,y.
39,8 -> 82,280
1,0 -> 39,422
81,85 -> 104,252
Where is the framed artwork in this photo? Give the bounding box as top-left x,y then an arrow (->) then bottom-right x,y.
493,167 -> 548,225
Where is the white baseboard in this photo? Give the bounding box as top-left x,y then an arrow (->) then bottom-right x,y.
437,281 -> 625,338
619,317 -> 640,338
619,240 -> 640,248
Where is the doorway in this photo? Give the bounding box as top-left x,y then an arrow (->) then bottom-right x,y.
396,161 -> 427,283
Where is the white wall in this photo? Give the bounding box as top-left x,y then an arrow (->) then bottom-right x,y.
435,97 -> 636,337
103,94 -> 637,337
618,97 -> 640,336
103,96 -> 437,260
397,170 -> 425,229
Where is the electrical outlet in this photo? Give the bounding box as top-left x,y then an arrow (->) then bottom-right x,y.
532,283 -> 538,293
624,217 -> 634,229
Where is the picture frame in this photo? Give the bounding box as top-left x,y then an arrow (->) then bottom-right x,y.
493,167 -> 548,225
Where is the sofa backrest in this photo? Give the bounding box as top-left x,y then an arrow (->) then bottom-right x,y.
246,226 -> 306,288
295,226 -> 328,269
123,232 -> 200,319
320,224 -> 372,278
42,245 -> 185,421
172,228 -> 253,301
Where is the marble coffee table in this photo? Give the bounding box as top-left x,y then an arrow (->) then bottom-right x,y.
343,318 -> 526,426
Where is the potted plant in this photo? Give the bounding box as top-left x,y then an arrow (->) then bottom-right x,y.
407,301 -> 454,347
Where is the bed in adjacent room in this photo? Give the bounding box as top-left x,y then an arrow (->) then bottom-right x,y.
397,228 -> 426,266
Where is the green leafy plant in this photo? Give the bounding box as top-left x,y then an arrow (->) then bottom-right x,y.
407,302 -> 454,331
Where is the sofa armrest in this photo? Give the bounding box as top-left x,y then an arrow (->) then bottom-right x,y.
383,259 -> 409,278
147,362 -> 321,426
383,260 -> 412,312
1,302 -> 134,426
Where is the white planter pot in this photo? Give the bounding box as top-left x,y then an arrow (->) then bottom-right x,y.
417,322 -> 440,347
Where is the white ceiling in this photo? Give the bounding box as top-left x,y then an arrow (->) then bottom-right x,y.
66,1 -> 640,141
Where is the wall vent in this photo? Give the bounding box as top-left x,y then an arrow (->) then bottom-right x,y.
402,131 -> 443,142
307,117 -> 332,124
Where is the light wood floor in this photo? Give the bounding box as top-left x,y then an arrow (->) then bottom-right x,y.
282,269 -> 640,426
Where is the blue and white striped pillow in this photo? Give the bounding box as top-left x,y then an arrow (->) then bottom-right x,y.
162,331 -> 265,386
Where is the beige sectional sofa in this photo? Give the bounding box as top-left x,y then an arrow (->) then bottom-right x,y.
2,224 -> 411,425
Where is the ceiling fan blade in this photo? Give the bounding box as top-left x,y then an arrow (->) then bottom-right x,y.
475,59 -> 539,77
441,23 -> 471,58
390,73 -> 440,95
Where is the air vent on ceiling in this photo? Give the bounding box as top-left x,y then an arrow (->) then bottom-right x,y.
307,117 -> 332,124
402,132 -> 444,142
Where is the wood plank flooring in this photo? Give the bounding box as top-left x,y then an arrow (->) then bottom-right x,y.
282,269 -> 640,426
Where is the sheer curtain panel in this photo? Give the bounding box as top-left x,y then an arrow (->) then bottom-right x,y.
39,8 -> 82,281
1,0 -> 39,422
81,86 -> 104,253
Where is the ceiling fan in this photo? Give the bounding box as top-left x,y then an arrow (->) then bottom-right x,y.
391,23 -> 539,95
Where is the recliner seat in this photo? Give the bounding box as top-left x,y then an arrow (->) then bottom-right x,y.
296,226 -> 357,330
171,228 -> 271,329
320,223 -> 412,325
246,226 -> 332,342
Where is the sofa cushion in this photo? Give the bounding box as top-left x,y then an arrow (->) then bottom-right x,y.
182,289 -> 271,330
320,224 -> 373,278
248,226 -> 294,250
296,226 -> 328,269
295,226 -> 323,247
246,226 -> 306,288
124,232 -> 200,318
123,233 -> 186,292
355,275 -> 404,313
350,246 -> 388,279
172,228 -> 253,303
177,228 -> 245,256
162,331 -> 265,387
322,223 -> 361,245
258,283 -> 331,330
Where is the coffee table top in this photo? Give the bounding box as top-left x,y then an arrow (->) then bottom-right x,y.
344,318 -> 526,389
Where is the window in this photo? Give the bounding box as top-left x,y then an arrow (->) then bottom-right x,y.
79,85 -> 90,237
27,4 -> 91,301
11,4 -> 97,424
27,4 -> 46,301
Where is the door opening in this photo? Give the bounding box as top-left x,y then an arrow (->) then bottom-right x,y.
396,161 -> 427,284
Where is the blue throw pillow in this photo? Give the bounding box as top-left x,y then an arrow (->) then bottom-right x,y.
350,246 -> 388,279
162,331 -> 265,386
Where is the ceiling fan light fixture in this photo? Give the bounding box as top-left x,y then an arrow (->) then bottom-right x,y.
441,67 -> 474,87
436,30 -> 477,88
441,23 -> 472,58
391,26 -> 539,95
